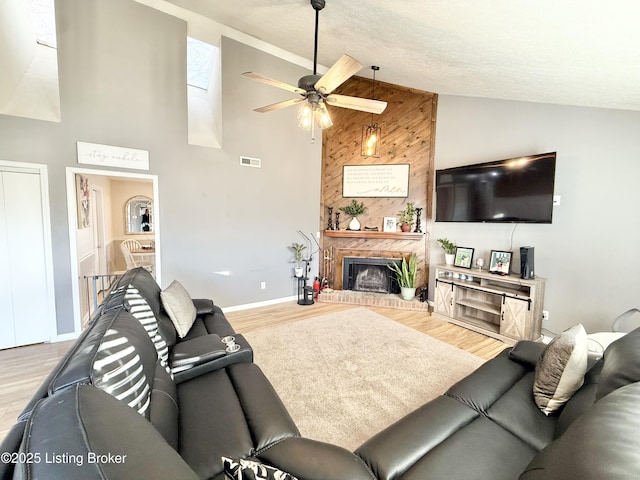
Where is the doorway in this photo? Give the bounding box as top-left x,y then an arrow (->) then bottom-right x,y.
66,167 -> 160,334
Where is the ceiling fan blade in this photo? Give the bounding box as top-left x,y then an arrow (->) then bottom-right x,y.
314,54 -> 363,94
242,72 -> 306,94
325,94 -> 387,114
254,98 -> 305,113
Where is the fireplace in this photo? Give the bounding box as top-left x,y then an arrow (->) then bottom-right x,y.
343,257 -> 401,294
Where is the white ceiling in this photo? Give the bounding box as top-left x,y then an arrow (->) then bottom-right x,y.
163,0 -> 640,112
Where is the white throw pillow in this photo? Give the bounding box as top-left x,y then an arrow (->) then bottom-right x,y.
160,280 -> 197,338
533,324 -> 588,415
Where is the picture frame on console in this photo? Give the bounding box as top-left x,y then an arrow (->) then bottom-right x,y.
454,247 -> 474,268
383,217 -> 397,232
489,250 -> 512,275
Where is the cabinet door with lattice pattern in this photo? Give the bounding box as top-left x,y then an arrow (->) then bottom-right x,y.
434,280 -> 453,317
501,297 -> 531,340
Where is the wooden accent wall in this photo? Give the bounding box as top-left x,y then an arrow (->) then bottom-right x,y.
320,76 -> 438,289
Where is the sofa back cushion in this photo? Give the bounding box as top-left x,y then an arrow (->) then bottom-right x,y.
105,268 -> 177,346
16,384 -> 197,480
596,326 -> 640,401
519,382 -> 640,480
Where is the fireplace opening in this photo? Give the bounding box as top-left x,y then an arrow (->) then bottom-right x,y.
343,257 -> 401,294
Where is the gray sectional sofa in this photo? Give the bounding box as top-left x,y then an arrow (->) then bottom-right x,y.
2,267 -> 640,479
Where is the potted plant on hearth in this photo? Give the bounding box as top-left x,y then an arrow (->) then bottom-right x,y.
388,253 -> 418,301
397,202 -> 417,232
339,199 -> 367,231
290,242 -> 307,277
437,238 -> 457,265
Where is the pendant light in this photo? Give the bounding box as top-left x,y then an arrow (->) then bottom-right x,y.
361,66 -> 381,157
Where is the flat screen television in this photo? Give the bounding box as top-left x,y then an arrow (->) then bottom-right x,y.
435,152 -> 556,223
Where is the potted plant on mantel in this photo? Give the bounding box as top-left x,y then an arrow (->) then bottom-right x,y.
388,253 -> 418,301
437,238 -> 457,265
339,199 -> 367,231
397,202 -> 417,232
289,242 -> 307,277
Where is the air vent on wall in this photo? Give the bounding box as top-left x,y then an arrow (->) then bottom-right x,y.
240,156 -> 261,168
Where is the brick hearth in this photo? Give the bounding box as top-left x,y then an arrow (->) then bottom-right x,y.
317,289 -> 431,312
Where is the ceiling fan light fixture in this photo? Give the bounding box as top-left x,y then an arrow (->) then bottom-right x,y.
315,102 -> 333,129
361,65 -> 382,158
297,103 -> 313,131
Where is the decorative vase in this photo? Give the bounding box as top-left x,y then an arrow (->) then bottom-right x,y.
294,266 -> 304,277
445,253 -> 455,265
348,217 -> 361,231
400,286 -> 416,301
400,222 -> 412,232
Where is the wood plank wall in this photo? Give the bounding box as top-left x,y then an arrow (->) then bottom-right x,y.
320,75 -> 438,290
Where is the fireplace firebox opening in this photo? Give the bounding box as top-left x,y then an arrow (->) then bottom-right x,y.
343,257 -> 402,294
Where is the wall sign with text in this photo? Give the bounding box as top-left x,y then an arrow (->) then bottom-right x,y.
77,141 -> 150,170
342,164 -> 409,198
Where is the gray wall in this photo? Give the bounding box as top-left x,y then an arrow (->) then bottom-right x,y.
0,0 -> 321,336
431,95 -> 640,333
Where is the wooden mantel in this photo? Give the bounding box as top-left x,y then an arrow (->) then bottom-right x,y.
325,230 -> 424,241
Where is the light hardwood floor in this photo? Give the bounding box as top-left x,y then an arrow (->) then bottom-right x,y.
0,301 -> 506,441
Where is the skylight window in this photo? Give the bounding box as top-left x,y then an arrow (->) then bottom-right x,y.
25,0 -> 57,48
187,37 -> 215,90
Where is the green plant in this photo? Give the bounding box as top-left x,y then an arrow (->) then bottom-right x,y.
339,199 -> 367,217
397,202 -> 417,226
437,238 -> 457,254
289,242 -> 307,264
387,253 -> 417,288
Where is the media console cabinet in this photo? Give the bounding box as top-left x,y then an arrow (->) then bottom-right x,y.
432,264 -> 545,343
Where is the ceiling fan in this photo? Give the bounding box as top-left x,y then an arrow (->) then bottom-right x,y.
242,0 -> 387,138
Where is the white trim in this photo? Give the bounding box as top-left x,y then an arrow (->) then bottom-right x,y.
222,296 -> 297,313
0,160 -> 57,345
52,331 -> 81,343
66,167 -> 161,338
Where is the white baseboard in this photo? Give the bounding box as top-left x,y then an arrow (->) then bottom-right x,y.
52,331 -> 81,343
222,296 -> 297,313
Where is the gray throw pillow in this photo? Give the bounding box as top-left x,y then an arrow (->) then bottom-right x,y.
160,280 -> 197,338
533,324 -> 588,415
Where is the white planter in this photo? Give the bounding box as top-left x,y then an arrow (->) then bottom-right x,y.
400,286 -> 416,301
294,267 -> 304,277
348,217 -> 361,231
445,253 -> 455,265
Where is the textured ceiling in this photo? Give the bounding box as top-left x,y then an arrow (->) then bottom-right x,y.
165,0 -> 640,111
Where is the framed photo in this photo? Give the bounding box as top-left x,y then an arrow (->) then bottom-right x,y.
489,250 -> 512,275
383,217 -> 397,232
454,247 -> 474,269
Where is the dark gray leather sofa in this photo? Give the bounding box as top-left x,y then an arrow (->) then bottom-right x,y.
1,268 -> 373,480
2,266 -> 640,479
355,329 -> 640,479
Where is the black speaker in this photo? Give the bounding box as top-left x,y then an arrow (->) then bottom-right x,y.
520,246 -> 535,279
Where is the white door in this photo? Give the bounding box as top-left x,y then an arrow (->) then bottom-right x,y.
91,187 -> 107,276
0,168 -> 52,349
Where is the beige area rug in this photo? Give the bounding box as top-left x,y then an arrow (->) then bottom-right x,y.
244,307 -> 485,451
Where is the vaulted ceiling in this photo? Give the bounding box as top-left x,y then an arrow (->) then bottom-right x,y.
163,0 -> 640,112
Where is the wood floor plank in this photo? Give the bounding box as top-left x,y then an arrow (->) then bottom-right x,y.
0,301 -> 506,441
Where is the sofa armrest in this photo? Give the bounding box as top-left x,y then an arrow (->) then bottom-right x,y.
192,298 -> 215,316
258,437 -> 375,480
171,334 -> 253,383
508,340 -> 546,368
169,334 -> 225,372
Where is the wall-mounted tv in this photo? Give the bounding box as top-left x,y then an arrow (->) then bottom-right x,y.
435,152 -> 556,223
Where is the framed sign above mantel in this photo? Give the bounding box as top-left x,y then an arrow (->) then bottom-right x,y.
342,164 -> 409,198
